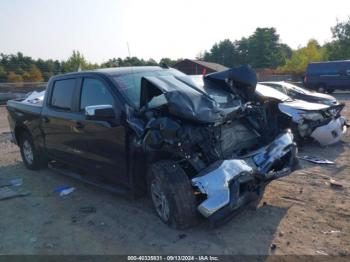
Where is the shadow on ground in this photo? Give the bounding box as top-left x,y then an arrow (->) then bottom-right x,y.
0,160 -> 288,255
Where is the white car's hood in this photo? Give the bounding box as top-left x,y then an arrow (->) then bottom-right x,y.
280,100 -> 329,111
278,100 -> 330,122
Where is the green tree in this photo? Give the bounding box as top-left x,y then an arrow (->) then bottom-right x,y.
203,39 -> 237,67
325,17 -> 350,60
159,57 -> 182,67
7,71 -> 23,82
246,28 -> 291,68
202,28 -> 292,69
62,50 -> 89,72
23,65 -> 44,82
0,65 -> 6,82
278,39 -> 325,74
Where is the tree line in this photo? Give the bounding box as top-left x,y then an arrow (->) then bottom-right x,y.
0,51 -> 182,83
1,17 -> 349,83
201,17 -> 350,75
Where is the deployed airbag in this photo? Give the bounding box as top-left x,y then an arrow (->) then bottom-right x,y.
140,76 -> 233,123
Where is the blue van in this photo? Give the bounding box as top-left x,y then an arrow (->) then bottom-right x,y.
304,60 -> 350,93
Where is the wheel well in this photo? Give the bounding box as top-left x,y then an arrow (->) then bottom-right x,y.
14,126 -> 30,144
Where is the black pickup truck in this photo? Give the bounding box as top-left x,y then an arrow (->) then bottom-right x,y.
7,66 -> 298,228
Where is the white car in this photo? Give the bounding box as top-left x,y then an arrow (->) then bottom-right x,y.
256,84 -> 347,146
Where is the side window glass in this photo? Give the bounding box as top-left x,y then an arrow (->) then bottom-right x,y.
51,79 -> 76,110
80,78 -> 115,111
346,69 -> 350,76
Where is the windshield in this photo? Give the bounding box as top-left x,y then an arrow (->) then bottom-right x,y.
283,82 -> 311,94
256,84 -> 292,102
112,69 -> 185,107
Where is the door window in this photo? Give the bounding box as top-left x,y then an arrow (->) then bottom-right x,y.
50,79 -> 76,110
80,78 -> 115,111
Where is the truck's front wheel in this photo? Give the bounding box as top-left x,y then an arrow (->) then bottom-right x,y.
148,161 -> 198,229
19,132 -> 47,170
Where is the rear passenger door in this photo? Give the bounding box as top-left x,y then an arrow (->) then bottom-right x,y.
72,77 -> 128,185
42,77 -> 80,162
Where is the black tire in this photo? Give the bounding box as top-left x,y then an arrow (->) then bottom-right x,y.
147,160 -> 198,229
19,132 -> 47,170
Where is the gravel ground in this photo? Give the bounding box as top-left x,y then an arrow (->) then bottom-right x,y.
0,94 -> 349,256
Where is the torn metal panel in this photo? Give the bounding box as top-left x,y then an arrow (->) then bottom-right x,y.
191,130 -> 297,218
191,160 -> 253,217
140,75 -> 236,123
298,155 -> 335,165
204,66 -> 257,100
251,131 -> 295,175
310,116 -> 347,146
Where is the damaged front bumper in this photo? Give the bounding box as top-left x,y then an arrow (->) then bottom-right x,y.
191,131 -> 297,222
310,116 -> 348,146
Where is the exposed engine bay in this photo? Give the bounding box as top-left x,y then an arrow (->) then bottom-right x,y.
127,66 -> 298,221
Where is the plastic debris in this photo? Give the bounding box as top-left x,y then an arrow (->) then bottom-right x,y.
10,178 -> 23,187
0,187 -> 30,200
0,178 -> 23,188
270,243 -> 277,251
22,91 -> 45,105
54,185 -> 75,196
329,179 -> 343,188
316,250 -> 328,255
59,187 -> 75,196
54,185 -> 70,192
322,230 -> 341,234
298,155 -> 335,165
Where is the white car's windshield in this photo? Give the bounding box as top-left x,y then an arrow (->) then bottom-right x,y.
283,82 -> 311,94
256,84 -> 292,102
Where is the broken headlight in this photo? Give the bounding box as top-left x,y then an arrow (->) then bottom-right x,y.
299,111 -> 324,121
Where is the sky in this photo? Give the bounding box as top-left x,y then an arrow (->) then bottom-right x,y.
0,0 -> 349,63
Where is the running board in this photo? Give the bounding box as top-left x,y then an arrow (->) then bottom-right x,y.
48,162 -> 131,197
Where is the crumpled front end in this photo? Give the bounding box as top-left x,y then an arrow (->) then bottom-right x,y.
310,116 -> 348,146
191,131 -> 297,222
279,102 -> 348,146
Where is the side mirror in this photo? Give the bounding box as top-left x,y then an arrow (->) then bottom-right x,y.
85,105 -> 116,120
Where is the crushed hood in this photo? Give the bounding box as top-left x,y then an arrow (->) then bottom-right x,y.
140,75 -> 239,123
305,91 -> 335,101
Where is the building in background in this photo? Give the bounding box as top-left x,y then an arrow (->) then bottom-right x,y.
173,59 -> 227,75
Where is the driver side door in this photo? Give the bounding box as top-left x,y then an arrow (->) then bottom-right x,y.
72,76 -> 129,185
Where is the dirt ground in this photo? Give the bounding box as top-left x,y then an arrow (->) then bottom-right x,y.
0,94 -> 349,256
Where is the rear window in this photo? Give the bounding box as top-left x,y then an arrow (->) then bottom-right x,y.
51,79 -> 76,110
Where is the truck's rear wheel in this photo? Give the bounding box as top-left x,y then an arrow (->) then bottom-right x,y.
148,160 -> 198,229
19,132 -> 47,170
